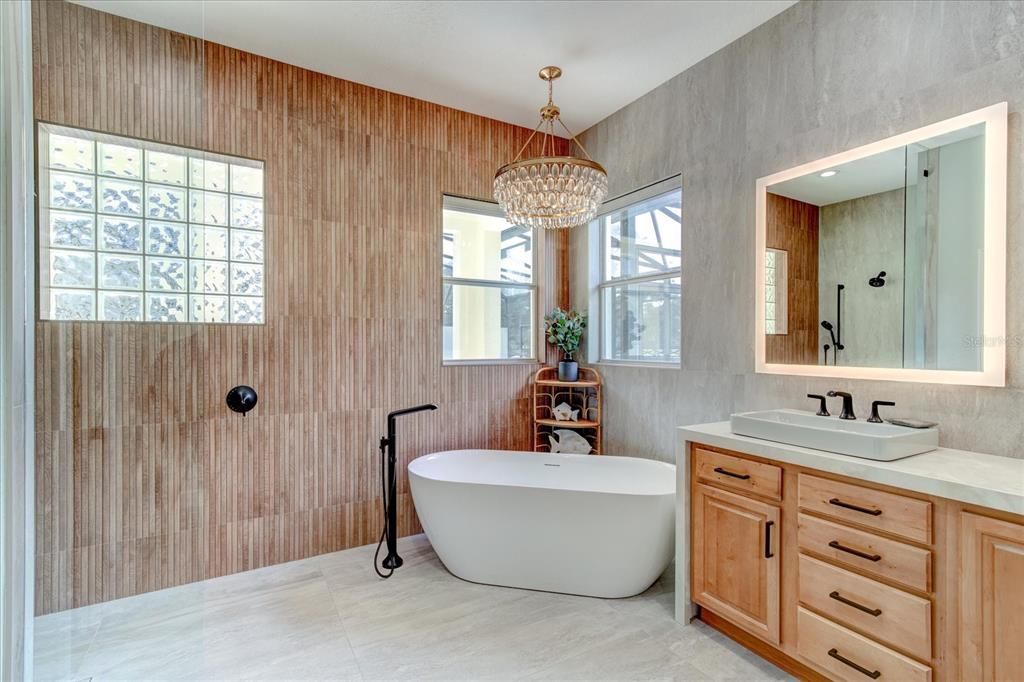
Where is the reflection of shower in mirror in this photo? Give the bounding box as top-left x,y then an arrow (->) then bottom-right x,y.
756,102 -> 1006,384
820,319 -> 842,365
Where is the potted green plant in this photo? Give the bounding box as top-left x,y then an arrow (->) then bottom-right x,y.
544,308 -> 587,381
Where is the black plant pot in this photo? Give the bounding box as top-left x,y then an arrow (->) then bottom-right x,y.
557,360 -> 579,382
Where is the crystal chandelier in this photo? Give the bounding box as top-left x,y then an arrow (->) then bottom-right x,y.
494,66 -> 608,229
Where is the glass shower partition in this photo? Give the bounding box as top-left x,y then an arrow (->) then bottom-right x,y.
903,126 -> 986,371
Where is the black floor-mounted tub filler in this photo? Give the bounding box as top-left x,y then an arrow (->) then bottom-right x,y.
374,404 -> 437,578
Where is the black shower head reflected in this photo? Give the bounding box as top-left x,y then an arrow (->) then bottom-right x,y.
821,320 -> 839,349
869,271 -> 887,287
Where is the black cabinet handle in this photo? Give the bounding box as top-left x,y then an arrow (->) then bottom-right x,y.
829,497 -> 883,516
713,467 -> 750,480
764,521 -> 774,558
829,590 -> 882,616
828,648 -> 881,679
829,540 -> 881,562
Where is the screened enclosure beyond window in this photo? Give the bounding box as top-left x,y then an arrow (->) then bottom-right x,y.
37,123 -> 265,324
595,185 -> 682,363
442,196 -> 536,362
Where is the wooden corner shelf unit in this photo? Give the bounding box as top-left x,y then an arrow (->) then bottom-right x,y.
532,366 -> 602,454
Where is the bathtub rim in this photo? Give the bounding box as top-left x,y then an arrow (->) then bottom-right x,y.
409,448 -> 676,497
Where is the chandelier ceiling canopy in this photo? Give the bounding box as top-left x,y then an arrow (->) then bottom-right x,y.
493,66 -> 609,230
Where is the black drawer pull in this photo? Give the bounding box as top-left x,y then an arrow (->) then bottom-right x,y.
828,648 -> 881,679
829,540 -> 882,562
829,590 -> 883,616
713,467 -> 750,480
829,497 -> 883,516
764,521 -> 774,558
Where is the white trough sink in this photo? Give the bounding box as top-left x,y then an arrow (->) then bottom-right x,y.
729,409 -> 939,461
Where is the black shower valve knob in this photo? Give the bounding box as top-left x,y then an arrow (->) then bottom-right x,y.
226,385 -> 258,416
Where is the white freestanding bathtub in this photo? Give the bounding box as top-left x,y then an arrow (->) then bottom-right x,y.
408,449 -> 675,598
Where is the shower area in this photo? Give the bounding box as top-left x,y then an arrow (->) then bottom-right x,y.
1,1 -> 563,678
814,128 -> 986,370
902,128 -> 986,371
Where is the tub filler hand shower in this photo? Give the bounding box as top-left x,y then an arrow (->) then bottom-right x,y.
374,403 -> 437,578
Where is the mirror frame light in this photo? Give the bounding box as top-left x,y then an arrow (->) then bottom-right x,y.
755,102 -> 1007,387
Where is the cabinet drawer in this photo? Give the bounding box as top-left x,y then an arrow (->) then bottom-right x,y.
694,447 -> 781,500
798,513 -> 931,592
797,607 -> 931,682
798,554 -> 931,659
799,473 -> 932,544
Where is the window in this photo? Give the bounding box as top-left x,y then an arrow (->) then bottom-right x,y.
37,123 -> 265,323
594,181 -> 681,363
442,196 -> 536,362
764,248 -> 788,335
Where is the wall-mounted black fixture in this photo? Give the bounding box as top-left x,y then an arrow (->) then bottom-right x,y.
869,271 -> 887,288
821,320 -> 837,347
225,385 -> 258,416
836,284 -> 845,359
820,284 -> 847,365
821,320 -> 843,365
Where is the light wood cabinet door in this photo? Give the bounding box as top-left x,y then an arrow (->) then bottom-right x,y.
693,483 -> 781,644
961,512 -> 1024,682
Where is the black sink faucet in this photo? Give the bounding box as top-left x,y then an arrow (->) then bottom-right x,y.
867,400 -> 895,423
807,394 -> 830,417
827,391 -> 856,420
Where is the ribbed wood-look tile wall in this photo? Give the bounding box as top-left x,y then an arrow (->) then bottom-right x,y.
765,193 -> 819,365
32,0 -> 570,614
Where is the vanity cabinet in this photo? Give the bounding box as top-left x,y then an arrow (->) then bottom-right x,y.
688,441 -> 1024,682
692,483 -> 780,644
959,512 -> 1024,682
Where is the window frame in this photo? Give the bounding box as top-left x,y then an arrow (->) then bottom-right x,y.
35,120 -> 267,325
441,194 -> 541,366
592,177 -> 682,368
764,247 -> 788,335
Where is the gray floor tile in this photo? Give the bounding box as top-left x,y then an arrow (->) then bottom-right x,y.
35,534 -> 791,682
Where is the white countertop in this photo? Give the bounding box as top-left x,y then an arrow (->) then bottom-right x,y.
678,421 -> 1024,516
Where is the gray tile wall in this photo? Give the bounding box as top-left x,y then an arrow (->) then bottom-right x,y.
819,189 -> 905,368
572,0 -> 1024,461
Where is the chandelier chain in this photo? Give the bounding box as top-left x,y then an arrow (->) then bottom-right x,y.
556,118 -> 595,162
512,119 -> 546,163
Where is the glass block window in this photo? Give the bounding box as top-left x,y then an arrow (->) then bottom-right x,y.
37,123 -> 265,324
442,196 -> 537,362
765,248 -> 788,335
593,182 -> 682,364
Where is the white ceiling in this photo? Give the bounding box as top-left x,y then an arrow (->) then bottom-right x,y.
769,123 -> 987,206
769,148 -> 909,207
70,0 -> 796,133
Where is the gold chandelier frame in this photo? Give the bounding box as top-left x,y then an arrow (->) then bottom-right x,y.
492,66 -> 609,229
494,66 -> 608,182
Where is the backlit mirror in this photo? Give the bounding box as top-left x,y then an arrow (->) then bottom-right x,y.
755,103 -> 1007,386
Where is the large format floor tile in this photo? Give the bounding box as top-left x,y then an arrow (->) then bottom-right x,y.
35,534 -> 791,681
